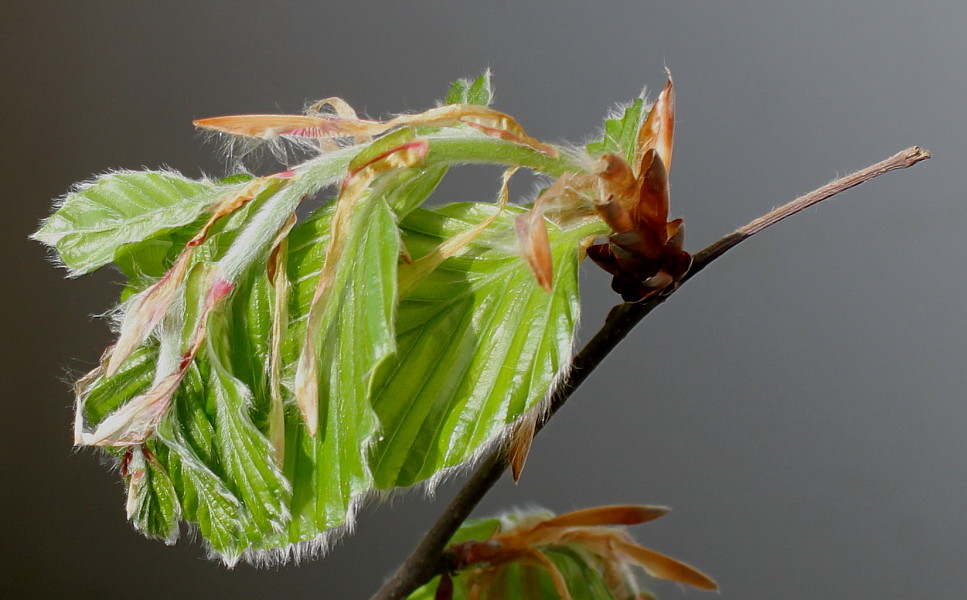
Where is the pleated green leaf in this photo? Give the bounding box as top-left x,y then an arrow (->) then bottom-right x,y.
369,204 -> 605,487
31,171 -> 233,275
123,444 -> 181,544
282,190 -> 400,541
157,404 -> 253,564
79,345 -> 156,426
205,308 -> 292,546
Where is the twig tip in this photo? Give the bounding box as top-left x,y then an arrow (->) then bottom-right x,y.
907,146 -> 931,163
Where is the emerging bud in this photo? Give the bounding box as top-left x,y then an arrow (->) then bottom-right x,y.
587,76 -> 691,301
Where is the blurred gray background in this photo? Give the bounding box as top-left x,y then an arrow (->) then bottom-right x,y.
3,1 -> 964,598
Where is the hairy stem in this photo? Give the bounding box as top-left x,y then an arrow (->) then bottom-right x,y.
370,146 -> 930,600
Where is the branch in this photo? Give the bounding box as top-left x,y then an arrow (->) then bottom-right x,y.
370,146 -> 931,600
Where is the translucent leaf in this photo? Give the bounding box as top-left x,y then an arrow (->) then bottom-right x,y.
32,171 -> 235,275
369,204 -> 605,488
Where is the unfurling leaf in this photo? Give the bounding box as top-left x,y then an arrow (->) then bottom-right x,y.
194,80 -> 555,158
107,176 -> 287,376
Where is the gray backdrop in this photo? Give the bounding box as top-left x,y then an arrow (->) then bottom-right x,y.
3,2 -> 964,598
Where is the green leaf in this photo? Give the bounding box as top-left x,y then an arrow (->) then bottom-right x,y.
124,444 -> 181,544
205,307 -> 292,542
541,546 -> 618,600
225,262 -> 275,423
423,134 -> 576,177
448,516 -> 501,545
67,169 -> 602,561
32,171 -> 231,275
385,164 -> 448,218
114,237 -> 182,285
79,345 -> 156,426
369,204 -> 605,488
113,180 -> 278,286
157,407 -> 252,564
281,189 -> 401,543
148,362 -> 253,562
217,173 -> 256,185
445,71 -> 494,106
586,97 -> 645,164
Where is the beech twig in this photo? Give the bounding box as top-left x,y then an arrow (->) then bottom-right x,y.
370,146 -> 931,600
